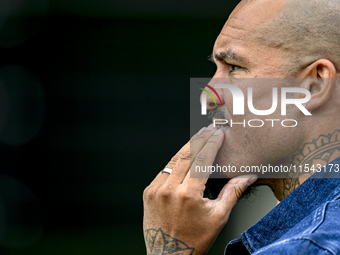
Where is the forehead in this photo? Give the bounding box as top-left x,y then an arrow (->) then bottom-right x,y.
214,0 -> 286,54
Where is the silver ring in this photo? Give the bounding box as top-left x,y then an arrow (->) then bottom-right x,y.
161,168 -> 172,174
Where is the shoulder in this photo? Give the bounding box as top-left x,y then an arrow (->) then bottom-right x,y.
254,198 -> 340,255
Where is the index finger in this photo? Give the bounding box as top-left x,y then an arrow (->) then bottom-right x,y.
182,128 -> 225,189
165,141 -> 190,170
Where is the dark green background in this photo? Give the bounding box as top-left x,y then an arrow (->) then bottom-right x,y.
0,0 -> 252,254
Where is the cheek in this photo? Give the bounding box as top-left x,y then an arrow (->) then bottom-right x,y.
217,127 -> 263,166
223,81 -> 283,119
217,123 -> 302,168
216,80 -> 303,167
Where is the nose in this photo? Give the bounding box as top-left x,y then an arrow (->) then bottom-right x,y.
199,83 -> 224,111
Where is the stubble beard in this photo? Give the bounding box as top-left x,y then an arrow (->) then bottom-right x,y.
204,108 -> 258,200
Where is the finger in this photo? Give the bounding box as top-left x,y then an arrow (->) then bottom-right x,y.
151,124 -> 218,187
183,129 -> 224,188
167,156 -> 191,184
215,175 -> 258,219
167,125 -> 219,184
148,141 -> 191,187
165,141 -> 190,170
148,171 -> 166,187
188,124 -> 218,167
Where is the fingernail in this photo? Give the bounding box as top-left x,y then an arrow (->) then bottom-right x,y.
206,123 -> 215,130
213,129 -> 222,136
197,127 -> 206,134
247,175 -> 258,186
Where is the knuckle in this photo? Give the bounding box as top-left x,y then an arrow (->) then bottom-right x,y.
188,149 -> 198,162
189,154 -> 195,163
179,150 -> 191,160
206,138 -> 219,146
143,186 -> 150,200
165,162 -> 175,169
191,133 -> 206,143
177,186 -> 201,204
166,158 -> 178,169
233,185 -> 244,200
195,152 -> 210,165
143,185 -> 157,200
167,149 -> 191,168
170,153 -> 180,162
177,188 -> 193,201
157,185 -> 172,199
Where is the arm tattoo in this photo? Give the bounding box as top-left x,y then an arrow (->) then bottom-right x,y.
283,129 -> 340,198
144,228 -> 194,255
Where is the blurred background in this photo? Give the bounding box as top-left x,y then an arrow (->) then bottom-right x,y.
0,0 -> 277,254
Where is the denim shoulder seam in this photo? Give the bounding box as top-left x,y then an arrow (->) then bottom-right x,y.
253,237 -> 335,255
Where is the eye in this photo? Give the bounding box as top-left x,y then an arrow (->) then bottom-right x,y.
226,63 -> 241,74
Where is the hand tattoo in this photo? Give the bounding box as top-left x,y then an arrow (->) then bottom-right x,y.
144,228 -> 194,255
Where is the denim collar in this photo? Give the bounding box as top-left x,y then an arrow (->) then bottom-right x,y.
240,157 -> 340,254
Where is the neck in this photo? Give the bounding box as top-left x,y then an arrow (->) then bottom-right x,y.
262,129 -> 340,201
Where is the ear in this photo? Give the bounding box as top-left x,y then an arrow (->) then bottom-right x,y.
298,59 -> 337,112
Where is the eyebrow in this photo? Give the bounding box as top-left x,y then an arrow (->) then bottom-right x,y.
208,49 -> 249,65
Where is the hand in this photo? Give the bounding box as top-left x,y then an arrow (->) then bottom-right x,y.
143,125 -> 258,255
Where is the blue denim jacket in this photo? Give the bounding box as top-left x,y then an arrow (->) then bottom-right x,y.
225,157 -> 340,255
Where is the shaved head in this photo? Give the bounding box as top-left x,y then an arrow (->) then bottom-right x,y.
254,0 -> 340,75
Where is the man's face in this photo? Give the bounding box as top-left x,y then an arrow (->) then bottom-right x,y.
206,0 -> 306,177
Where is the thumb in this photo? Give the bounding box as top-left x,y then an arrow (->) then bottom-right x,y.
216,175 -> 258,214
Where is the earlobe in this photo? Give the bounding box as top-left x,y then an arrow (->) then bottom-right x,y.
305,79 -> 335,112
300,59 -> 337,112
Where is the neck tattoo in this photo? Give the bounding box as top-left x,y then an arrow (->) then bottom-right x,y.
282,130 -> 340,199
